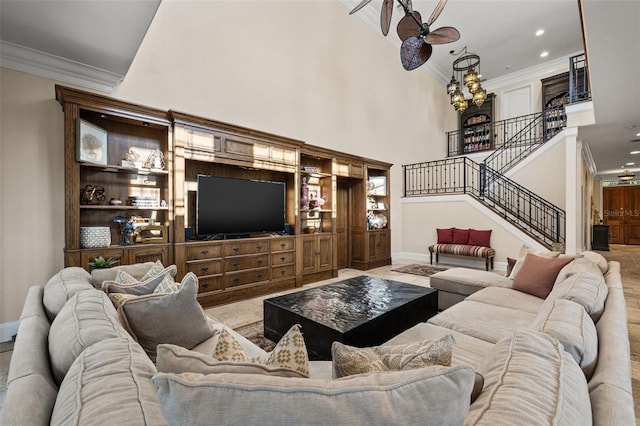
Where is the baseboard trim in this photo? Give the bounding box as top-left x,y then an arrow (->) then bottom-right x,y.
1,321 -> 19,342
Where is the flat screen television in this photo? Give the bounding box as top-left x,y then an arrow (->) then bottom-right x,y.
196,175 -> 286,238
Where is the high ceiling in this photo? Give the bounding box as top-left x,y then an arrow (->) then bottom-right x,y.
1,0 -> 639,180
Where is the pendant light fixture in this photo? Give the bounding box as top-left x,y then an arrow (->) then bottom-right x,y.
447,47 -> 486,112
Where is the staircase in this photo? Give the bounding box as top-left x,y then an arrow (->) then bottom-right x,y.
403,109 -> 567,249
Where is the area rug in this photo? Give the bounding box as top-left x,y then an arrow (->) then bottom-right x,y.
392,264 -> 448,277
234,321 -> 277,352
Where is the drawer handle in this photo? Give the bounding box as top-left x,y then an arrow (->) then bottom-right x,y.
256,245 -> 263,251
280,256 -> 286,262
233,262 -> 240,268
257,260 -> 263,265
233,247 -> 240,253
280,270 -> 286,275
233,278 -> 240,285
200,250 -> 209,255
280,243 -> 286,248
202,284 -> 209,290
201,267 -> 209,273
257,274 -> 263,279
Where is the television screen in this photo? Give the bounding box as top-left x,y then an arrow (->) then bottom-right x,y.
196,175 -> 286,237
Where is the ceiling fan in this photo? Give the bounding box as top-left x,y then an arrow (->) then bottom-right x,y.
349,0 -> 461,70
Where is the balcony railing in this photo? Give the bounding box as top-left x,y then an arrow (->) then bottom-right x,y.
569,53 -> 590,103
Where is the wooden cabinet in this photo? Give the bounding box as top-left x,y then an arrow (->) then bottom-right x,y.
56,85 -> 173,271
299,152 -> 334,235
459,93 -> 495,153
298,234 -> 333,281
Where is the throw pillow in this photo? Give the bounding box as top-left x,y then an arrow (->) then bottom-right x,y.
512,254 -> 574,298
509,244 -> 561,280
451,228 -> 470,244
156,343 -> 307,378
141,259 -> 173,281
468,229 -> 492,247
331,334 -> 454,378
505,257 -> 517,277
436,227 -> 454,244
117,272 -> 214,360
152,365 -> 477,426
102,264 -> 177,295
213,325 -> 310,377
107,273 -> 185,308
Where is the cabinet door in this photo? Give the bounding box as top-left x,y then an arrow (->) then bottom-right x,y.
300,236 -> 319,274
80,248 -> 126,272
128,245 -> 170,265
317,234 -> 333,272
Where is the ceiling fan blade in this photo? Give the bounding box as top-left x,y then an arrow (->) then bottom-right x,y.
425,26 -> 460,44
380,0 -> 394,36
400,37 -> 433,70
349,0 -> 373,15
427,0 -> 448,26
396,11 -> 423,41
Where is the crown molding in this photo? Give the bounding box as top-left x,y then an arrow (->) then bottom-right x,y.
0,40 -> 123,93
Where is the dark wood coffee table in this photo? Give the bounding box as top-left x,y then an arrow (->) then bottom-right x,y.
264,276 -> 438,360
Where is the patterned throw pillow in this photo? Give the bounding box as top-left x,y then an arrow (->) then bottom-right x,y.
214,325 -> 309,377
141,260 -> 171,281
108,293 -> 138,309
103,264 -> 178,296
152,275 -> 181,294
332,334 -> 454,378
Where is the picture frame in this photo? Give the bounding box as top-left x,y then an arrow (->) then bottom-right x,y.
367,176 -> 387,196
76,119 -> 108,165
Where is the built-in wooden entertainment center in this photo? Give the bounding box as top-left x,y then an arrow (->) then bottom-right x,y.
57,86 -> 392,307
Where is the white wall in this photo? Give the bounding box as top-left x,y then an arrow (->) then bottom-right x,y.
0,1 -> 457,324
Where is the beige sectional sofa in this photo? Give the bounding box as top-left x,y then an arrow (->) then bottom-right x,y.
2,252 -> 634,425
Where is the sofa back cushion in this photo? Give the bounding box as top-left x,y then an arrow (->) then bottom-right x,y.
580,250 -> 609,274
452,228 -> 470,244
437,227 -> 454,244
43,267 -> 93,321
529,299 -> 598,379
49,289 -> 131,384
153,365 -> 476,426
466,330 -> 591,425
90,261 -> 154,287
543,270 -> 608,322
468,229 -> 492,247
51,338 -> 166,426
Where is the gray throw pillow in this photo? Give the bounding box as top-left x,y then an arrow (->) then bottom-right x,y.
118,272 -> 214,360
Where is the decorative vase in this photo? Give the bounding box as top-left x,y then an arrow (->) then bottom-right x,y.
80,226 -> 111,248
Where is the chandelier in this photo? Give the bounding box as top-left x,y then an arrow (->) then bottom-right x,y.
446,47 -> 487,113
618,169 -> 636,182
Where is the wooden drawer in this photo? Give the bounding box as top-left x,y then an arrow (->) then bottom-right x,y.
197,275 -> 223,294
225,268 -> 269,288
271,238 -> 295,252
225,254 -> 269,272
185,127 -> 222,152
186,259 -> 223,277
186,244 -> 222,261
271,251 -> 295,265
224,240 -> 269,256
271,265 -> 295,280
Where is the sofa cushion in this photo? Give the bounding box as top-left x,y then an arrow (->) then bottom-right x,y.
50,337 -> 166,426
505,257 -> 517,277
543,270 -> 608,322
214,325 -> 309,377
437,227 -> 454,244
428,300 -> 536,344
465,287 -> 544,314
512,253 -> 574,298
468,229 -> 492,247
452,228 -> 470,244
554,257 -> 601,286
331,334 -> 454,378
49,289 -> 131,384
153,365 -> 476,426
465,330 -> 592,425
43,267 -> 93,321
509,244 -> 561,280
156,343 -> 307,378
529,298 -> 598,379
430,268 -> 512,296
102,264 -> 177,296
580,250 -> 609,274
118,272 -> 214,360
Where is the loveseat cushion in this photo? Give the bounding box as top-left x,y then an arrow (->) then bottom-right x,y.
428,300 -> 536,343
465,287 -> 544,314
49,289 -> 131,384
529,298 -> 598,379
465,330 -> 591,425
153,365 -> 476,426
51,337 -> 167,426
543,270 -> 608,322
43,267 -> 93,321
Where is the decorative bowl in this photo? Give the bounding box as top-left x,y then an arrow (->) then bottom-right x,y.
80,226 -> 111,248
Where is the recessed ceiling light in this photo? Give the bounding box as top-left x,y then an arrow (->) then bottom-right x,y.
631,151 -> 640,154
626,124 -> 637,129
536,29 -> 545,36
540,51 -> 549,58
637,132 -> 640,137
626,162 -> 635,166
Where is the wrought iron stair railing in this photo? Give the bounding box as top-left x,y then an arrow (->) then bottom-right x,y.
403,157 -> 565,248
